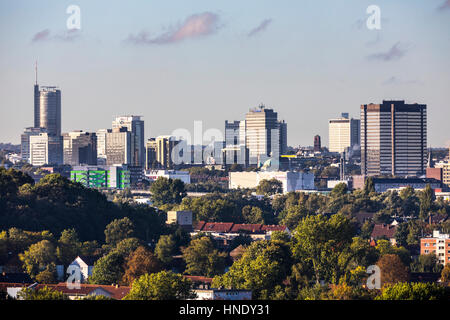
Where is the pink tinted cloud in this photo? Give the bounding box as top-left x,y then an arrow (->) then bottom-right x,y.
31,29 -> 81,43
438,0 -> 450,11
32,29 -> 51,42
125,12 -> 221,45
248,19 -> 272,37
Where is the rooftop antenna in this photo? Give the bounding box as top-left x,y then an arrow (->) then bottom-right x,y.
34,60 -> 38,85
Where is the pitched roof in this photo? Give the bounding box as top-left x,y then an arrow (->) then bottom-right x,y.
183,275 -> 213,284
75,256 -> 99,266
229,245 -> 246,260
202,222 -> 234,233
193,221 -> 206,231
371,224 -> 397,240
230,224 -> 262,233
261,225 -> 288,232
35,283 -> 131,300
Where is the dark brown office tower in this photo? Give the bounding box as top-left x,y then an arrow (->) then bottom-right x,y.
314,135 -> 321,152
360,100 -> 427,177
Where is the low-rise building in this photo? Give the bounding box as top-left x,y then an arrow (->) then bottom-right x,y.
229,171 -> 315,193
70,165 -> 131,189
68,256 -> 98,283
420,231 -> 450,265
6,283 -> 130,300
353,176 -> 442,193
167,210 -> 193,231
193,288 -> 252,300
144,169 -> 191,184
370,224 -> 397,246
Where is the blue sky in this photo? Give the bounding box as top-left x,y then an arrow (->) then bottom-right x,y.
1,0 -> 449,147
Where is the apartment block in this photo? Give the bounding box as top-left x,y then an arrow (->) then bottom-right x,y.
420,231 -> 450,265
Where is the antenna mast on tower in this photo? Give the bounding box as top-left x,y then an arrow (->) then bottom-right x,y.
34,61 -> 38,85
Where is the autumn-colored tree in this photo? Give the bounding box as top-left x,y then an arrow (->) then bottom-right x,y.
377,254 -> 409,286
122,246 -> 162,285
441,263 -> 450,282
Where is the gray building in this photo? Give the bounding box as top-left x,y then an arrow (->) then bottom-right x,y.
245,105 -> 279,162
361,100 -> 427,177
29,133 -> 63,166
21,127 -> 47,162
112,116 -> 145,167
278,120 -> 288,155
34,86 -> 61,136
96,129 -> 111,164
105,127 -> 132,166
63,131 -> 97,166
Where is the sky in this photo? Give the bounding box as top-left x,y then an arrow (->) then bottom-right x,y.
1,0 -> 450,148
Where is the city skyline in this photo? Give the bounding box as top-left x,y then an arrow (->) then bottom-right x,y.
1,1 -> 450,147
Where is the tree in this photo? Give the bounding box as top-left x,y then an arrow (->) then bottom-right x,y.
56,229 -> 81,266
124,271 -> 196,300
411,253 -> 442,273
376,282 -> 449,300
440,263 -> 450,282
394,223 -> 408,247
154,235 -> 177,266
331,183 -> 348,198
212,240 -> 292,299
104,217 -> 135,245
256,179 -> 283,196
35,263 -> 57,284
377,254 -> 409,286
242,205 -> 264,224
150,177 -> 186,206
89,251 -> 124,285
19,240 -> 57,280
17,286 -> 68,300
122,246 -> 162,286
182,237 -> 227,277
419,185 -> 434,220
291,214 -> 355,284
364,177 -> 375,195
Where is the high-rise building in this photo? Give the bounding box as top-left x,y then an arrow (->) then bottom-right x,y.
112,116 -> 145,167
21,127 -> 47,162
328,113 -> 360,153
63,131 -> 97,166
26,66 -> 63,166
225,121 -> 241,147
223,120 -> 248,166
35,86 -> 61,136
314,135 -> 321,152
29,133 -> 63,166
278,120 -> 288,155
245,105 -> 280,163
105,127 -> 132,165
360,100 -> 427,177
96,129 -> 111,164
145,138 -> 158,170
155,136 -> 180,169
